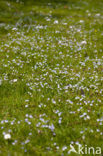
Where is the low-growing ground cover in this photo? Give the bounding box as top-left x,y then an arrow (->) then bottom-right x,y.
0,0 -> 103,155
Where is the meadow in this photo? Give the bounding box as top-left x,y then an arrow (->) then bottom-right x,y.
0,0 -> 103,155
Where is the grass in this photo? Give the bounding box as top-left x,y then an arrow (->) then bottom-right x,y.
0,0 -> 103,155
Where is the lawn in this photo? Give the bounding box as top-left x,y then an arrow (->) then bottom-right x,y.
0,0 -> 103,155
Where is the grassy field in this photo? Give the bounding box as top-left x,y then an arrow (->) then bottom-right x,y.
0,0 -> 103,155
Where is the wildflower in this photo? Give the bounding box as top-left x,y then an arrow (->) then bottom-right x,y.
12,27 -> 18,31
79,20 -> 84,23
4,134 -> 11,140
81,41 -> 87,44
62,146 -> 67,151
54,20 -> 58,24
13,79 -> 17,82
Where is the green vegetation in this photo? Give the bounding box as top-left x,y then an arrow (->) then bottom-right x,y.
0,0 -> 103,155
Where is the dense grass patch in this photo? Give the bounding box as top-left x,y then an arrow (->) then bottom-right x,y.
0,0 -> 103,155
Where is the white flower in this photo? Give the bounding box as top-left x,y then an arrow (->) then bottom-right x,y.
13,79 -> 17,82
25,104 -> 28,108
54,20 -> 58,24
4,134 -> 11,140
81,41 -> 87,44
79,20 -> 84,23
12,27 -> 18,31
86,115 -> 90,119
95,13 -> 100,17
62,146 -> 67,151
